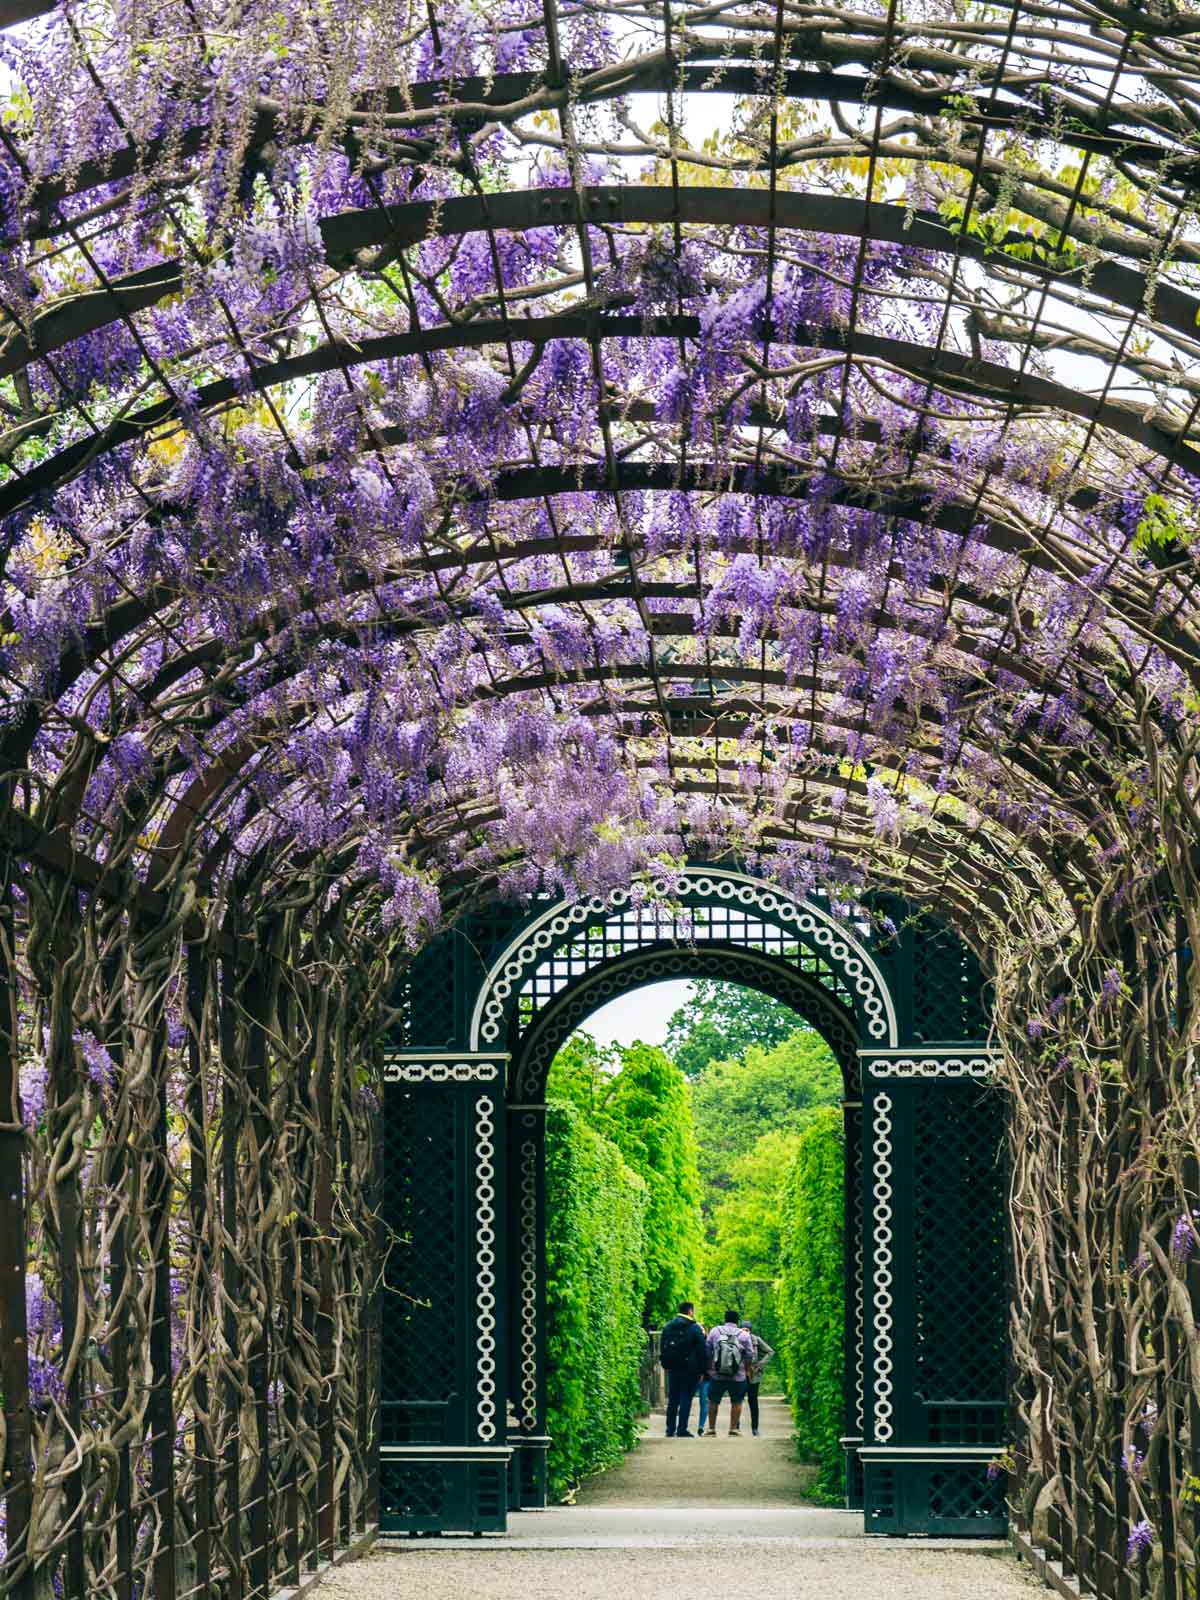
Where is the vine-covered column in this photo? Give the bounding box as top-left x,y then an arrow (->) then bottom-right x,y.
378,1051 -> 511,1534
0,854 -> 32,1600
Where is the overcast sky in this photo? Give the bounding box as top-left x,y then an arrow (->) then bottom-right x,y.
575,978 -> 695,1049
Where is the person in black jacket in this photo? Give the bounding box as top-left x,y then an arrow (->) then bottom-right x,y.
659,1301 -> 707,1437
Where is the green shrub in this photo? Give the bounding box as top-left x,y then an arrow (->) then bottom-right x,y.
544,1100 -> 649,1501
777,1105 -> 845,1501
548,1035 -> 704,1326
597,1042 -> 704,1323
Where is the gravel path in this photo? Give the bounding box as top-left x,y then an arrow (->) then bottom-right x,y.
321,1543 -> 1044,1600
328,1397 -> 1043,1599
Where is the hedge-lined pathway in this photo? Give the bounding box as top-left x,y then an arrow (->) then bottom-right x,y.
322,1398 -> 1044,1599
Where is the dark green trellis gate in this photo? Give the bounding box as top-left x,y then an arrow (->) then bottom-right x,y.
377,867 -> 1008,1536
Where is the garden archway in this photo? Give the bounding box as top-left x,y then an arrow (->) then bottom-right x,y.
3,0 -> 1200,1592
379,865 -> 1006,1537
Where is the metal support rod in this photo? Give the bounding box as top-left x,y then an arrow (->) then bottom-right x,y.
0,863 -> 33,1600
219,960 -> 245,1600
102,942 -> 134,1600
244,961 -> 275,1597
142,936 -> 179,1600
314,991 -> 337,1559
186,943 -> 214,1597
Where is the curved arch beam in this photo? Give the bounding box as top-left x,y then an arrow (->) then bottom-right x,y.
468,864 -> 897,1049
11,447 -> 1171,774
15,58 -> 1196,230
3,310 -> 1192,520
7,186 -> 1198,414
511,942 -> 863,1099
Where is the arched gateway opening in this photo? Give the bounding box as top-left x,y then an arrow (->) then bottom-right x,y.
379,866 -> 1006,1537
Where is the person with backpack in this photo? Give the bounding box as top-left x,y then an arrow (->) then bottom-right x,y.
703,1309 -> 756,1436
739,1319 -> 775,1436
659,1301 -> 707,1437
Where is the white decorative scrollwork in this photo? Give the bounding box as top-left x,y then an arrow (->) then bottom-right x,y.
848,1107 -> 865,1437
470,867 -> 896,1048
514,946 -> 858,1099
383,1058 -> 503,1084
520,1127 -> 539,1431
872,1093 -> 895,1444
866,1055 -> 998,1080
474,1097 -> 498,1442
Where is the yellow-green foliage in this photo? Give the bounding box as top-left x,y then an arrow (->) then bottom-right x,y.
544,1100 -> 649,1501
598,1042 -> 704,1323
777,1106 -> 845,1501
549,1035 -> 705,1325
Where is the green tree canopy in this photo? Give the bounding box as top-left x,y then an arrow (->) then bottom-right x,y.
665,980 -> 801,1079
706,1128 -> 807,1279
545,1029 -> 618,1116
548,1034 -> 705,1325
690,1027 -> 842,1200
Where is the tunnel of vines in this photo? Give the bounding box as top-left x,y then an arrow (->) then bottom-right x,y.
0,0 -> 1198,1592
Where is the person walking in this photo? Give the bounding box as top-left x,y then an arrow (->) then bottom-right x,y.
693,1319 -> 710,1437
702,1308 -> 755,1437
659,1300 -> 707,1438
740,1319 -> 775,1436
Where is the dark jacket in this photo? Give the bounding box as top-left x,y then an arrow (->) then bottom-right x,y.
661,1313 -> 707,1380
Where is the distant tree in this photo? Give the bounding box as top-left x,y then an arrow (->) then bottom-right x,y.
691,1028 -> 842,1200
546,1030 -> 618,1116
707,1129 -> 806,1279
665,980 -> 801,1079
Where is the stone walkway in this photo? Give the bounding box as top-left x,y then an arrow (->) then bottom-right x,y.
323,1397 -> 1045,1599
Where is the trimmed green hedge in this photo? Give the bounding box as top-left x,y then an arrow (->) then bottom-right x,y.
544,1100 -> 649,1501
777,1105 -> 845,1501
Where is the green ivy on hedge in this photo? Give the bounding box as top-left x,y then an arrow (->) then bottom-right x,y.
544,1100 -> 649,1501
777,1105 -> 845,1501
549,1035 -> 703,1325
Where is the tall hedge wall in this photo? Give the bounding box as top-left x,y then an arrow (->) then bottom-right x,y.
777,1105 -> 845,1501
544,1100 -> 649,1501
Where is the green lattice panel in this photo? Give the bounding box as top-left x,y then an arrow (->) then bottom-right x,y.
910,922 -> 991,1042
510,899 -> 856,1038
912,1086 -> 1007,1408
399,937 -> 457,1047
865,1463 -> 1006,1536
379,1458 -> 508,1534
381,1086 -> 461,1442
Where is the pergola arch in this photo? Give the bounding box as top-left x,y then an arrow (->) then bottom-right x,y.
4,305 -> 1197,520
1,0 -> 1199,1587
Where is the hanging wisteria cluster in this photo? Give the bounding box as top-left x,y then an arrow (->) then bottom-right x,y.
2,0 -> 1200,1591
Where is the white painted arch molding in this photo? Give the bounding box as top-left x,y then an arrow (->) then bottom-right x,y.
468,866 -> 898,1050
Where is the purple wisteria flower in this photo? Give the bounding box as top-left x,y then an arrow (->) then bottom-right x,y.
1170,1210 -> 1200,1261
1126,1519 -> 1154,1563
19,1055 -> 47,1127
76,1029 -> 115,1092
1122,1447 -> 1145,1481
